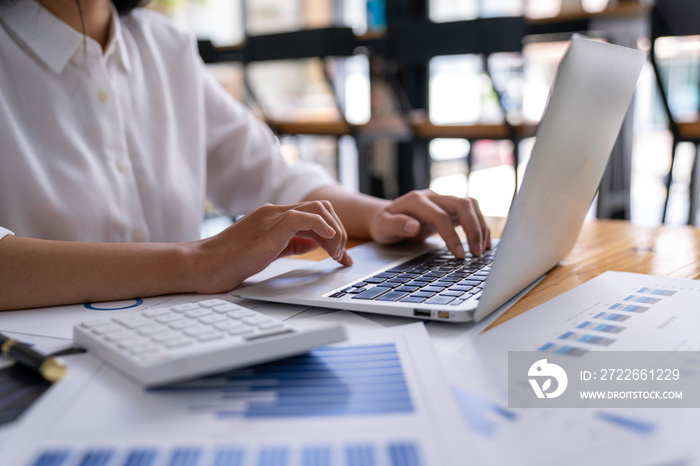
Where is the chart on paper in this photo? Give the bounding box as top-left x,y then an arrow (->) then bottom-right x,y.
2,324 -> 475,466
473,272 -> 700,360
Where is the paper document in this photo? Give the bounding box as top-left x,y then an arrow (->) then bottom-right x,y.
1,323 -> 477,466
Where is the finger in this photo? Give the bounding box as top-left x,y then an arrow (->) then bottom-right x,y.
279,210 -> 352,264
427,193 -> 489,256
278,237 -> 321,258
378,212 -> 421,243
297,200 -> 348,261
394,194 -> 465,259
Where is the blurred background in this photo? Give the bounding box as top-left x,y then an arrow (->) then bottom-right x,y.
150,0 -> 700,231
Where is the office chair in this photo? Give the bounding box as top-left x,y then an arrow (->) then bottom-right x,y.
649,0 -> 700,224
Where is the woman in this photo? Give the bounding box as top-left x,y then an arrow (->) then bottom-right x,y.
0,0 -> 490,311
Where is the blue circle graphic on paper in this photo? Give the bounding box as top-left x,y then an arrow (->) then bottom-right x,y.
84,298 -> 144,311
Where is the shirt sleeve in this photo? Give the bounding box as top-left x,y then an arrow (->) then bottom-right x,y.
0,227 -> 14,242
199,58 -> 337,217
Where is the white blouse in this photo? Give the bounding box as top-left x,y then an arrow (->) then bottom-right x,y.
0,1 -> 334,243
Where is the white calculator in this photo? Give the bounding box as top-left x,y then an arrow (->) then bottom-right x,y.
74,298 -> 347,387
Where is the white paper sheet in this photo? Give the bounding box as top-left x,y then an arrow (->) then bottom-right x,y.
0,323 -> 479,466
441,271 -> 700,465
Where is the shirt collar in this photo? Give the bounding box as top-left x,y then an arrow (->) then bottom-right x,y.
0,0 -> 130,74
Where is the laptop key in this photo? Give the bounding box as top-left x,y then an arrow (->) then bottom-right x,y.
425,296 -> 454,305
376,291 -> 409,302
422,286 -> 443,293
395,286 -> 420,293
411,291 -> 435,298
352,287 -> 389,300
401,296 -> 426,303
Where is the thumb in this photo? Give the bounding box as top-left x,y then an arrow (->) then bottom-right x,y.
382,213 -> 421,240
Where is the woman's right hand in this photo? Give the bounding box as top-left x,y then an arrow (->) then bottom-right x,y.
187,201 -> 352,294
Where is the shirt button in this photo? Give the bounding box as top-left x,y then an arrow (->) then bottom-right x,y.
131,229 -> 146,242
97,90 -> 109,102
115,160 -> 129,173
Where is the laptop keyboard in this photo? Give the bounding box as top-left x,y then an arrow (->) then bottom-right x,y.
328,246 -> 497,306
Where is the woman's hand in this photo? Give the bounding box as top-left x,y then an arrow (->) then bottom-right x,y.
188,201 -> 352,294
368,189 -> 491,259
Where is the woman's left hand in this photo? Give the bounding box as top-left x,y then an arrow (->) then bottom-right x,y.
368,189 -> 491,258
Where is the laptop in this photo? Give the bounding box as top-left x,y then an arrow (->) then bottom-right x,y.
235,36 -> 645,323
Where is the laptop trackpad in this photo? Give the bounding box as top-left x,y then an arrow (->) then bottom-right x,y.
236,241 -> 436,300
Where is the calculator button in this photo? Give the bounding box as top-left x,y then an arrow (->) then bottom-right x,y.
151,330 -> 183,342
214,321 -> 243,331
227,309 -> 256,319
258,322 -> 284,330
198,299 -> 230,308
142,308 -> 171,318
162,337 -> 193,348
229,326 -> 255,336
104,329 -> 136,341
117,336 -> 150,348
213,303 -> 241,314
112,315 -> 153,329
243,315 -> 271,326
129,342 -> 160,354
137,324 -> 169,336
184,308 -> 213,318
243,328 -> 293,340
199,314 -> 227,325
183,325 -> 212,337
171,303 -> 200,313
80,318 -> 112,328
155,313 -> 184,324
91,322 -> 125,335
197,331 -> 224,342
169,320 -> 199,330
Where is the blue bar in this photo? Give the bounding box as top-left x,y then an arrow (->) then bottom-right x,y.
78,449 -> 114,466
388,442 -> 422,466
167,447 -> 202,466
623,295 -> 635,301
214,448 -> 245,466
302,446 -> 331,466
560,331 -> 574,339
648,289 -> 676,296
609,303 -> 621,310
621,305 -> 649,313
595,411 -> 657,434
576,322 -> 592,329
594,312 -> 606,318
32,450 -> 70,466
346,445 -> 375,466
257,447 -> 288,466
124,449 -> 158,466
538,343 -> 554,351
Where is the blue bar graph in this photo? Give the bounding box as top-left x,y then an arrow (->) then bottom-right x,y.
77,449 -> 114,466
31,450 -> 70,466
257,447 -> 288,466
388,443 -> 422,466
559,332 -> 615,346
124,448 -> 158,466
168,447 -> 202,466
623,295 -> 661,304
153,344 -> 414,419
637,287 -> 676,297
31,442 -> 424,466
609,304 -> 649,314
593,312 -> 629,322
576,322 -> 625,334
214,448 -> 245,466
302,446 -> 332,466
538,343 -> 588,356
346,445 -> 375,466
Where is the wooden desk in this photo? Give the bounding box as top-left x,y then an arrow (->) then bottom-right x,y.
290,218 -> 700,326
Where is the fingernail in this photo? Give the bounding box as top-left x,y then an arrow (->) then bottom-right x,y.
405,220 -> 419,235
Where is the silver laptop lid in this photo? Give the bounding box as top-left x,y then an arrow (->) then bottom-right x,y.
473,36 -> 645,321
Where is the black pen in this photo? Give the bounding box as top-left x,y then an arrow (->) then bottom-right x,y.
0,333 -> 66,382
